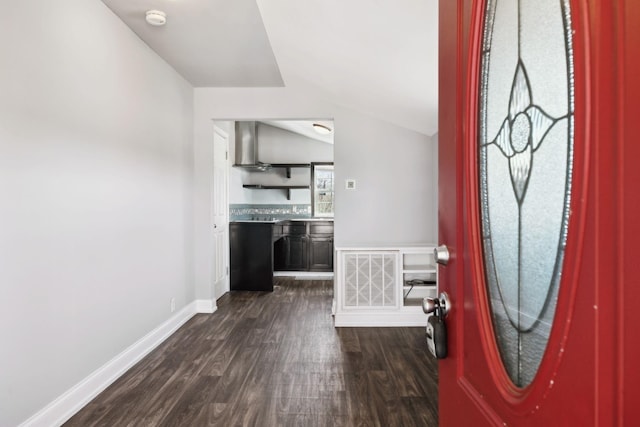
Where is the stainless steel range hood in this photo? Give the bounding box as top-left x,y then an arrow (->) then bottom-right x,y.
234,121 -> 271,171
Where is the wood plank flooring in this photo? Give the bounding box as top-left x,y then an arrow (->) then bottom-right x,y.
65,278 -> 438,426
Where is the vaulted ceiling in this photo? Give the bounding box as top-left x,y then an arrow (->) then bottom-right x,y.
101,0 -> 439,135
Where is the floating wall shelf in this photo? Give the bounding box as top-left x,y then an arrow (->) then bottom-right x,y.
234,163 -> 311,178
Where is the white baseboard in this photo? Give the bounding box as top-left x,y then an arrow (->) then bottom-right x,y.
195,298 -> 217,314
334,309 -> 430,327
20,300 -> 217,427
274,271 -> 334,278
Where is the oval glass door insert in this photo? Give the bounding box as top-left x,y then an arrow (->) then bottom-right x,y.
478,0 -> 574,387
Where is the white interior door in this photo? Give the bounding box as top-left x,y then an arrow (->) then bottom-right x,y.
212,125 -> 229,299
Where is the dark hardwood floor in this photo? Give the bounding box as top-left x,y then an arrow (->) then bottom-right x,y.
65,278 -> 438,426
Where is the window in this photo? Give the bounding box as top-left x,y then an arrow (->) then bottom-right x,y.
477,0 -> 574,387
312,163 -> 334,217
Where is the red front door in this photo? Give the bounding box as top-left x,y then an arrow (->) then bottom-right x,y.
438,0 -> 640,425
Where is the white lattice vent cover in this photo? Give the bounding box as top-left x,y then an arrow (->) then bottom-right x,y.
344,253 -> 396,307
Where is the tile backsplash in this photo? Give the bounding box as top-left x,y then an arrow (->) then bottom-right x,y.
230,204 -> 312,221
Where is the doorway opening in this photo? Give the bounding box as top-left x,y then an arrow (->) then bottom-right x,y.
214,119 -> 335,299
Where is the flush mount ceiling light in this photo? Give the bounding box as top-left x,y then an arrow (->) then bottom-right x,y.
145,10 -> 167,26
312,123 -> 332,135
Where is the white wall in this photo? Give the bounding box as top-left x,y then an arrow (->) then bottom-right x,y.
257,123 -> 333,164
194,87 -> 438,301
0,2 -> 194,426
335,113 -> 438,245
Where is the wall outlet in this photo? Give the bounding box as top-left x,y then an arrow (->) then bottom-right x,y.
170,298 -> 176,313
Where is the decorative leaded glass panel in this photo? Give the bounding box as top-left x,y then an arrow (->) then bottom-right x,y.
478,0 -> 574,387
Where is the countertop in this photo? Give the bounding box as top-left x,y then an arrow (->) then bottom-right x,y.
231,220 -> 281,224
231,218 -> 333,224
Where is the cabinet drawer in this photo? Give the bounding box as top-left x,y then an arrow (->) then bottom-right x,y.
309,223 -> 334,235
282,224 -> 307,235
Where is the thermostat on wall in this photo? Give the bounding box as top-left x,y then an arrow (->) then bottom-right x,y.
345,179 -> 356,190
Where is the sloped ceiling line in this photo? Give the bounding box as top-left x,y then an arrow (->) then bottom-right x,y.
101,0 -> 438,136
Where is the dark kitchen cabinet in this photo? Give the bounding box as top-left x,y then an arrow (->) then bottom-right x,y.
309,236 -> 333,271
283,235 -> 308,270
274,220 -> 333,272
275,221 -> 308,271
230,222 -> 275,291
273,237 -> 286,270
